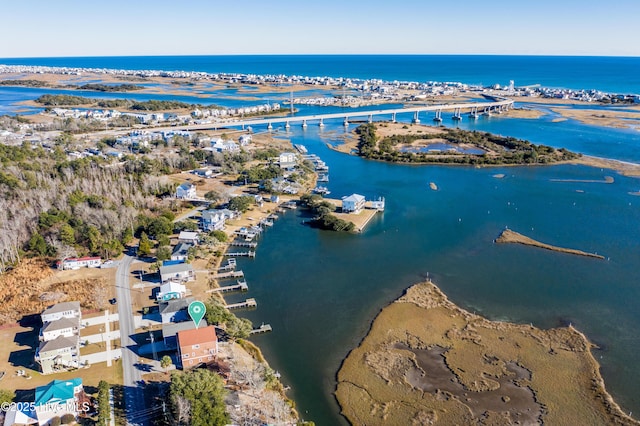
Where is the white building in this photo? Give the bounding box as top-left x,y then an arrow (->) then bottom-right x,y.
342,194 -> 366,213
157,281 -> 187,302
176,182 -> 196,199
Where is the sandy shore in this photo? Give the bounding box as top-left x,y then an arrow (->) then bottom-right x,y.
495,229 -> 605,259
336,280 -> 639,425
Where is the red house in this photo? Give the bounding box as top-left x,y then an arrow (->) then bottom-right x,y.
177,325 -> 218,369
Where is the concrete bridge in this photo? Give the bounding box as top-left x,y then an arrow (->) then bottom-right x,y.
178,97 -> 514,131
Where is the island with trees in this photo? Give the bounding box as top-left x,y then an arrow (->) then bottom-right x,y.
354,122 -> 580,165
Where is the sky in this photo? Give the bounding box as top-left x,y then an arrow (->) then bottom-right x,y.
1,0 -> 639,58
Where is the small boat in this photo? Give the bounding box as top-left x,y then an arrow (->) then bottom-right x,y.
313,186 -> 331,195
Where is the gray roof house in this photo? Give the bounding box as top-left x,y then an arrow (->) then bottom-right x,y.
159,263 -> 195,284
159,297 -> 195,323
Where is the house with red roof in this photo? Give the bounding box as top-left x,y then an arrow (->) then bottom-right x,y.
176,325 -> 218,369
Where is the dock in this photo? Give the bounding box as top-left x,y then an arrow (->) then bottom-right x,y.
224,251 -> 256,258
208,280 -> 249,293
226,298 -> 257,310
218,258 -> 236,272
229,241 -> 258,248
211,270 -> 244,279
250,323 -> 273,334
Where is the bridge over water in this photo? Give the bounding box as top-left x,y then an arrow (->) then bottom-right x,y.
179,98 -> 514,131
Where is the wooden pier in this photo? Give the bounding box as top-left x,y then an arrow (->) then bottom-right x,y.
224,251 -> 256,258
226,298 -> 257,310
208,280 -> 249,293
211,270 -> 244,279
250,323 -> 272,334
229,241 -> 258,248
218,258 -> 236,272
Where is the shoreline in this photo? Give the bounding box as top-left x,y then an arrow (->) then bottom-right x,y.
336,280 -> 640,425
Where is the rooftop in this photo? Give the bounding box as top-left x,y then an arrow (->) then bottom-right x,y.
35,378 -> 82,406
42,301 -> 81,317
177,325 -> 217,347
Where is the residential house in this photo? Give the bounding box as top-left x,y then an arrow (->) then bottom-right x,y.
159,297 -> 195,323
159,263 -> 195,284
193,168 -> 212,178
176,182 -> 196,199
156,281 -> 187,302
178,231 -> 199,245
238,135 -> 252,146
162,319 -> 207,349
35,336 -> 80,375
211,138 -> 239,153
342,194 -> 366,213
278,152 -> 297,170
41,302 -> 81,324
201,210 -> 225,232
177,325 -> 218,369
58,256 -> 101,270
40,317 -> 80,342
34,378 -> 87,426
171,242 -> 193,262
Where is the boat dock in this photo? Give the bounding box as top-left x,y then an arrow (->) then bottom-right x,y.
217,258 -> 236,272
229,241 -> 258,248
250,323 -> 273,334
211,270 -> 244,279
226,298 -> 257,310
208,280 -> 249,293
224,251 -> 256,258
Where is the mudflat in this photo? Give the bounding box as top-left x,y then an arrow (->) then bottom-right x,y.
336,281 -> 639,425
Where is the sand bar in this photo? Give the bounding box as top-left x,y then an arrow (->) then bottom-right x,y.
495,228 -> 604,259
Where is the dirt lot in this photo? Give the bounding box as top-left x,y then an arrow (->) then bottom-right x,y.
0,259 -> 116,325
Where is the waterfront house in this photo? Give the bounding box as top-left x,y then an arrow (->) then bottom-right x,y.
34,378 -> 87,426
342,194 -> 366,213
171,242 -> 193,262
238,135 -> 252,146
41,302 -> 81,324
278,152 -> 297,170
35,336 -> 80,375
176,182 -> 196,199
159,263 -> 195,284
162,319 -> 207,349
178,231 -> 199,245
201,210 -> 226,231
177,325 -> 218,369
159,297 -> 195,323
157,281 -> 187,302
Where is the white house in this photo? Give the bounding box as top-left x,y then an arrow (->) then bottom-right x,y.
41,302 -> 81,324
40,317 -> 80,342
342,194 -> 366,213
211,138 -> 240,153
178,231 -> 199,245
171,242 -> 193,261
176,182 -> 196,199
279,152 -> 297,169
159,263 -> 195,284
157,281 -> 187,302
201,210 -> 226,231
238,135 -> 252,146
35,336 -> 80,375
58,256 -> 101,270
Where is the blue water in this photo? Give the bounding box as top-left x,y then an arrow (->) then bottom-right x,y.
2,55 -> 640,424
2,55 -> 640,93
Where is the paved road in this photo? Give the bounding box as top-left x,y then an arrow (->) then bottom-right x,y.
115,254 -> 148,425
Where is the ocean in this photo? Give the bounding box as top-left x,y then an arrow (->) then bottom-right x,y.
1,55 -> 640,424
